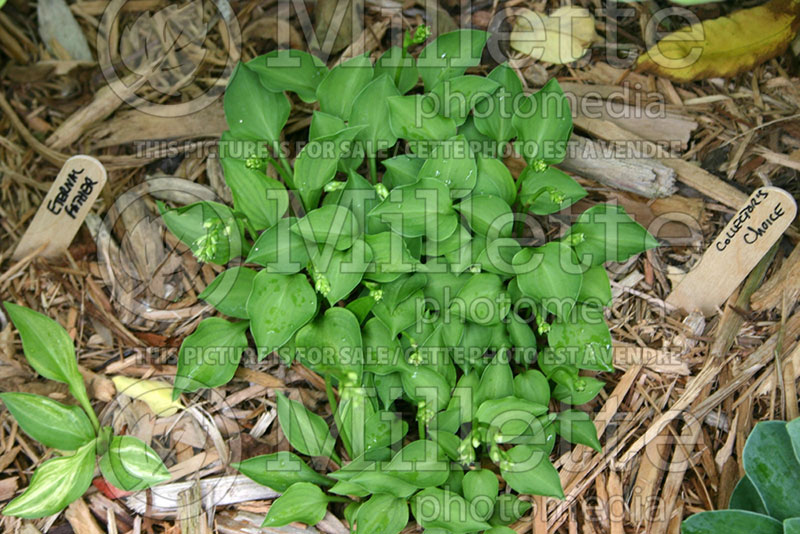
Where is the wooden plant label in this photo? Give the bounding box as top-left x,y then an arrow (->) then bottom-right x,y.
667,186 -> 797,315
13,155 -> 107,260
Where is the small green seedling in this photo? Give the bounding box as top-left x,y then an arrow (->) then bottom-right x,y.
161,27 -> 659,533
1,303 -> 170,518
682,417 -> 800,534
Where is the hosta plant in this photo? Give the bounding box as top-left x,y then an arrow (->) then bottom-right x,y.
0,303 -> 170,518
161,28 -> 658,532
682,417 -> 800,534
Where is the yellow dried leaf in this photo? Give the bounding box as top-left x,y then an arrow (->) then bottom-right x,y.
636,0 -> 800,82
511,7 -> 601,65
111,376 -> 183,417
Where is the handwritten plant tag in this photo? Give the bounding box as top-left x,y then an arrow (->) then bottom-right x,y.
13,155 -> 107,260
667,186 -> 797,315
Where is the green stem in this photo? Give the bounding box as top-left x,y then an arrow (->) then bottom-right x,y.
74,390 -> 100,432
277,150 -> 294,188
418,418 -> 426,440
325,377 -> 338,415
368,154 -> 378,184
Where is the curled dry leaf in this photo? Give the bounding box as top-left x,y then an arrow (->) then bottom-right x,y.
636,0 -> 800,82
511,7 -> 601,64
111,376 -> 184,417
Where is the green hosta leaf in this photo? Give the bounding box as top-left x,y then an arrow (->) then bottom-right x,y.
317,54 -> 373,120
447,372 -> 479,423
0,393 -> 94,450
347,296 -> 376,324
785,518 -> 800,534
419,135 -> 477,198
451,273 -> 509,325
262,482 -> 330,527
489,493 -> 531,526
174,318 -> 249,397
500,445 -> 564,498
294,126 -> 364,210
310,239 -> 373,305
577,265 -> 612,308
554,410 -> 601,451
542,360 -> 606,405
199,266 -> 256,319
412,487 -> 491,532
363,410 -> 408,454
401,365 -> 451,413
462,469 -> 499,521
473,64 -> 523,145
426,224 -> 472,257
513,78 -> 572,165
248,49 -> 327,103
386,440 -> 450,488
416,29 -> 489,90
476,397 -> 548,441
375,372 -> 404,409
362,317 -> 406,375
428,75 -> 500,126
369,178 -> 457,241
485,527 -> 517,534
364,232 -> 418,283
4,303 -> 95,431
355,493 -> 409,534
295,307 -> 363,382
476,352 -> 514,404
459,115 -> 497,157
681,510 -> 782,534
224,62 -> 289,147
374,46 -> 418,94
328,447 -> 392,481
159,201 -> 245,265
350,75 -> 401,156
246,272 -> 317,359
743,420 -> 800,520
344,502 -> 361,527
2,440 -> 95,518
548,304 -> 613,372
232,452 -> 333,492
513,370 -> 550,406
387,95 -> 457,146
373,288 -> 423,337
518,166 -> 587,215
346,471 -> 418,499
276,392 -> 338,461
422,272 -> 469,311
729,475 -> 767,515
455,194 -> 513,238
513,242 -> 583,318
323,170 -> 385,234
247,218 -> 310,273
382,155 -> 423,190
99,435 -> 170,491
219,157 -> 288,230
565,204 -> 660,266
474,156 -> 516,206
787,417 -> 800,465
292,205 -> 360,251
309,110 -> 346,140
506,313 -> 537,365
